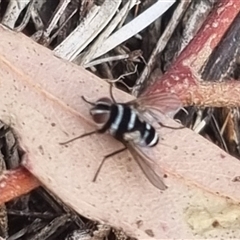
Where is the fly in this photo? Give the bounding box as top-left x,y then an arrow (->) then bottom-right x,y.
61,90 -> 182,190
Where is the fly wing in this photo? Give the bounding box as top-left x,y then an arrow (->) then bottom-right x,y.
130,91 -> 182,119
127,91 -> 182,128
126,142 -> 167,190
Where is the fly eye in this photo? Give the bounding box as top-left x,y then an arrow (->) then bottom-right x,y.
92,112 -> 110,124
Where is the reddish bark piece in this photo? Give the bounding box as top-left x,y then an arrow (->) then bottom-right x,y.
0,167 -> 40,204
144,0 -> 240,107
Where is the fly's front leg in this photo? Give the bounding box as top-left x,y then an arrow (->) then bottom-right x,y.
59,130 -> 98,145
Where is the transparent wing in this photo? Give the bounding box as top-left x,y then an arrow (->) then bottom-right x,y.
126,142 -> 167,190
129,91 -> 182,119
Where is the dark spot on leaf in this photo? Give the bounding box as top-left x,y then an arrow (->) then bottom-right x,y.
232,176 -> 240,182
38,145 -> 44,155
136,220 -> 143,228
145,229 -> 154,237
212,220 -> 220,228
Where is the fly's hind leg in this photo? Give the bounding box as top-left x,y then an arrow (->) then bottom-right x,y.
93,147 -> 127,182
157,121 -> 185,130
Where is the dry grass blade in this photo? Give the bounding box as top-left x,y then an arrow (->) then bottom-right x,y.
54,0 -> 121,61
81,0 -> 138,65
1,0 -> 31,29
88,0 -> 176,62
54,0 -> 176,64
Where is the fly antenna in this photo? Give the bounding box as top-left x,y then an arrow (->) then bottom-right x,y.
81,96 -> 96,105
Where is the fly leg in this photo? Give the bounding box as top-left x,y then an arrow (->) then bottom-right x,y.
93,147 -> 127,182
157,121 -> 185,130
60,132 -> 127,183
59,130 -> 97,145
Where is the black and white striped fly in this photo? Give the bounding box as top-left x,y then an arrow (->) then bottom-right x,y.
61,90 -> 182,190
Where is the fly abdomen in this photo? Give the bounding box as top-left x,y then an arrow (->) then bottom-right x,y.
128,116 -> 159,147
